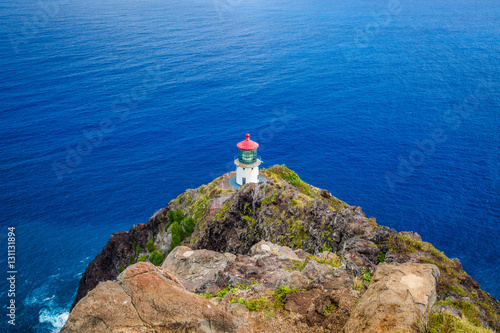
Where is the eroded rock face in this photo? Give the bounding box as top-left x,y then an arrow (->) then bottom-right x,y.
62,262 -> 239,333
162,246 -> 234,293
342,263 -> 440,333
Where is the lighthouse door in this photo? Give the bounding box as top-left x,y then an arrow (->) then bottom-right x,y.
242,177 -> 246,185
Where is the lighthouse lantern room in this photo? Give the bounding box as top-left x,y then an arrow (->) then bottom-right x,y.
235,133 -> 262,185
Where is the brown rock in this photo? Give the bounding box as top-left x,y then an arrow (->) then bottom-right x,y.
302,260 -> 353,290
342,262 -> 440,333
62,262 -> 239,333
162,246 -> 232,292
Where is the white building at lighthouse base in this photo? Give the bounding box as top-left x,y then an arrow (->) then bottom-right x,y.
235,158 -> 262,185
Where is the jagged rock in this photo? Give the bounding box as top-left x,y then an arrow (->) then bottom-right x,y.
342,237 -> 380,263
62,262 -> 239,333
302,260 -> 352,290
68,166 -> 500,332
342,249 -> 377,276
342,263 -> 440,333
162,246 -> 233,293
276,271 -> 311,289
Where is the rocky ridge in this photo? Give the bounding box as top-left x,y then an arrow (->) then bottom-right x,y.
68,165 -> 500,332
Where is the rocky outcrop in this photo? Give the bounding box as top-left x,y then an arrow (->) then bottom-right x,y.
162,246 -> 234,293
69,165 -> 500,332
63,262 -> 239,332
343,263 -> 440,333
163,243 -> 305,292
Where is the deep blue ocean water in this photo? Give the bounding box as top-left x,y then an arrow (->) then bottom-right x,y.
0,0 -> 498,331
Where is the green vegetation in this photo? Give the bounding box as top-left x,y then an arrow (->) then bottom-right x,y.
118,265 -> 125,273
415,311 -> 496,333
286,260 -> 308,272
265,164 -> 312,196
272,285 -> 306,307
323,304 -> 335,315
361,270 -> 372,285
322,242 -> 333,252
128,254 -> 135,266
148,250 -> 164,266
435,298 -> 481,327
378,251 -> 386,263
168,208 -> 185,224
352,276 -> 365,292
146,239 -> 155,252
310,253 -> 342,268
169,212 -> 198,251
387,234 -> 425,254
216,285 -> 233,298
243,297 -> 270,311
170,221 -> 184,250
182,216 -> 196,237
137,255 -> 148,262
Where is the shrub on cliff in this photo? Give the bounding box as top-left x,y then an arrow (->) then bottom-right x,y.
146,239 -> 155,252
170,221 -> 184,250
149,251 -> 164,266
166,208 -> 185,232
182,216 -> 196,237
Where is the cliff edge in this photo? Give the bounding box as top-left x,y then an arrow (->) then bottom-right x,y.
68,165 -> 500,332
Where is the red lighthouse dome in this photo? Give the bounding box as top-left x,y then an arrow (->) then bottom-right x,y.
237,132 -> 259,151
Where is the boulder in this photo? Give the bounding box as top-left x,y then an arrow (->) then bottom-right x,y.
250,240 -> 300,261
302,260 -> 352,290
62,262 -> 239,333
276,271 -> 311,289
162,246 -> 233,293
342,263 -> 440,333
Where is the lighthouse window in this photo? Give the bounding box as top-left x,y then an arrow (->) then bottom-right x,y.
238,149 -> 257,164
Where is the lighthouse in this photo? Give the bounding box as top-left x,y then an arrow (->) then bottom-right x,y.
234,132 -> 262,186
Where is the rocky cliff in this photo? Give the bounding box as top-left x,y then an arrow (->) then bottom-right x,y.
67,165 -> 500,332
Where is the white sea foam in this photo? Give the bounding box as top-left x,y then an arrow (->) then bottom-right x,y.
39,308 -> 69,333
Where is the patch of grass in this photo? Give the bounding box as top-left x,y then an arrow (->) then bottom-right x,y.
309,253 -> 342,268
322,243 -> 333,252
378,251 -> 386,263
137,255 -> 148,262
272,285 -> 306,307
387,234 -> 425,254
245,297 -> 270,311
415,311 -> 496,333
216,285 -> 233,298
118,265 -> 125,273
352,276 -> 365,292
285,260 -> 307,272
436,298 -> 482,327
361,270 -> 372,285
196,292 -> 215,300
128,254 -> 135,266
323,303 -> 335,315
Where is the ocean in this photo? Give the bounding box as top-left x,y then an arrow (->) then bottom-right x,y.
0,0 -> 498,331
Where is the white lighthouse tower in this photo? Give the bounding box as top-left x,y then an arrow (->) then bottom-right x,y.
234,132 -> 262,185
